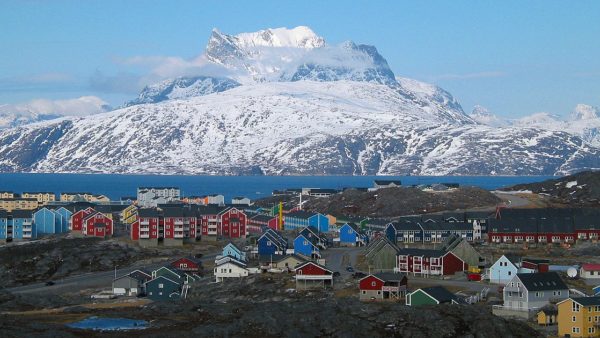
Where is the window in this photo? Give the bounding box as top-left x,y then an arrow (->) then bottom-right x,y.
572,316 -> 577,322
573,327 -> 580,333
371,281 -> 376,286
304,240 -> 308,245
159,283 -> 164,289
535,292 -> 544,298
508,271 -> 512,276
574,302 -> 581,312
511,282 -> 515,287
589,317 -> 593,323
362,291 -> 366,294
590,327 -> 595,334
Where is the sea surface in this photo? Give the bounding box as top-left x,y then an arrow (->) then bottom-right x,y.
0,173 -> 555,201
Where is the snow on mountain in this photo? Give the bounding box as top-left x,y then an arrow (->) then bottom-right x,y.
125,76 -> 240,106
510,106 -> 600,147
570,104 -> 599,121
0,26 -> 598,176
0,81 -> 597,176
0,96 -> 110,129
467,105 -> 509,127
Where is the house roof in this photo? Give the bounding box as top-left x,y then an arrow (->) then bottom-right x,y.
215,259 -> 247,270
285,211 -> 314,219
374,180 -> 401,186
517,272 -> 568,291
570,296 -> 600,307
364,237 -> 400,258
171,256 -> 202,266
250,214 -> 277,223
397,248 -> 446,258
582,263 -> 600,272
418,286 -> 460,303
373,272 -> 406,282
11,209 -> 33,218
388,221 -> 422,232
522,258 -> 550,265
294,261 -> 332,273
138,208 -> 160,218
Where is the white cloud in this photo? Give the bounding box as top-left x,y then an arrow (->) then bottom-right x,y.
0,96 -> 110,117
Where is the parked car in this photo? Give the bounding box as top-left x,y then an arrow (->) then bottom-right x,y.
352,272 -> 367,279
333,271 -> 341,277
45,281 -> 55,286
346,266 -> 354,273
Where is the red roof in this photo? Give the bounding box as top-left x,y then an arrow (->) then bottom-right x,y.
582,263 -> 600,271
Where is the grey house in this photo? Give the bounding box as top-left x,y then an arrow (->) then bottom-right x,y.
364,237 -> 399,272
502,272 -> 569,312
112,270 -> 151,296
145,275 -> 183,301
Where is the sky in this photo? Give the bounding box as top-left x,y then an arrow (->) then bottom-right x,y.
1,0 -> 599,118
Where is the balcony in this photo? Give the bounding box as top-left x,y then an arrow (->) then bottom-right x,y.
174,231 -> 185,239
23,232 -> 32,239
23,221 -> 32,226
174,220 -> 184,225
140,221 -> 150,226
140,232 -> 150,239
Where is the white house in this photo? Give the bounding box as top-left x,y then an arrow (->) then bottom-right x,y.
137,187 -> 180,207
502,272 -> 569,312
489,254 -> 521,284
231,196 -> 251,205
214,260 -> 249,282
580,264 -> 600,280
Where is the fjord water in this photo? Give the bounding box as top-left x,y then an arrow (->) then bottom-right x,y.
0,173 -> 554,201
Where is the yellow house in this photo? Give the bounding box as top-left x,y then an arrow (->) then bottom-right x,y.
21,192 -> 56,205
537,306 -> 558,326
558,297 -> 600,337
60,192 -> 110,203
0,191 -> 15,199
120,204 -> 138,224
0,198 -> 39,212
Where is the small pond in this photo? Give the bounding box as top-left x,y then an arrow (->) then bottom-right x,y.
67,316 -> 148,331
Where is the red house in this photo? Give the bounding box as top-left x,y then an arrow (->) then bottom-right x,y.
131,208 -> 161,241
396,248 -> 466,276
82,212 -> 113,238
218,207 -> 247,239
359,272 -> 408,300
170,257 -> 202,273
294,261 -> 334,290
163,207 -> 199,244
70,207 -> 95,232
247,214 -> 281,234
197,205 -> 225,238
521,258 -> 549,273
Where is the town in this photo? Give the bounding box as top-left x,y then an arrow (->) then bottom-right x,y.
2,178 -> 600,337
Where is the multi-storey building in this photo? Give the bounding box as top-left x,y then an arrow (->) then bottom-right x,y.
21,192 -> 56,205
0,198 -> 39,212
0,210 -> 35,241
137,187 -> 180,207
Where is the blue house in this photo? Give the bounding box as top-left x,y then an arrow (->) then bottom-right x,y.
34,207 -> 68,235
222,242 -> 247,262
294,234 -> 321,258
339,223 -> 368,246
385,221 -> 422,244
145,275 -> 183,301
0,210 -> 35,241
55,207 -> 73,231
300,226 -> 328,249
284,211 -> 312,230
257,229 -> 288,255
308,213 -> 329,232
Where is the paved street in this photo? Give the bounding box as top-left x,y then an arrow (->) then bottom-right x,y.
321,246 -> 364,277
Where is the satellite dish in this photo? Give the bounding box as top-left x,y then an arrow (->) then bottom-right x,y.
567,267 -> 578,278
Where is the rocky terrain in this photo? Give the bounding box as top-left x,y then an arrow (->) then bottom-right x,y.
502,170 -> 600,206
0,275 -> 541,337
301,187 -> 501,218
0,237 -> 208,287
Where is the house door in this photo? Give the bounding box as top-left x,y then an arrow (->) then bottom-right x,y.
408,235 -> 414,243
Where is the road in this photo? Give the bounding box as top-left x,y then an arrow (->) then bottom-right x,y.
408,275 -> 492,293
7,253 -> 218,295
321,246 -> 363,277
492,192 -> 534,208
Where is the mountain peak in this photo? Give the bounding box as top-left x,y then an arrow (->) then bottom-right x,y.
234,26 -> 325,49
570,104 -> 599,121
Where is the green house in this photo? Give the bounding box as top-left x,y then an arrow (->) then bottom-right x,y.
406,286 -> 464,306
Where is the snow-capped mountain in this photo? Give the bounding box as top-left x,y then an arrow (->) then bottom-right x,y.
0,26 -> 598,176
468,105 -> 509,127
124,76 -> 240,106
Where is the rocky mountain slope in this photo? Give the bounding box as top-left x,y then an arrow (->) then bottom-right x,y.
303,187 -> 501,218
0,26 -> 598,175
502,170 -> 600,205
